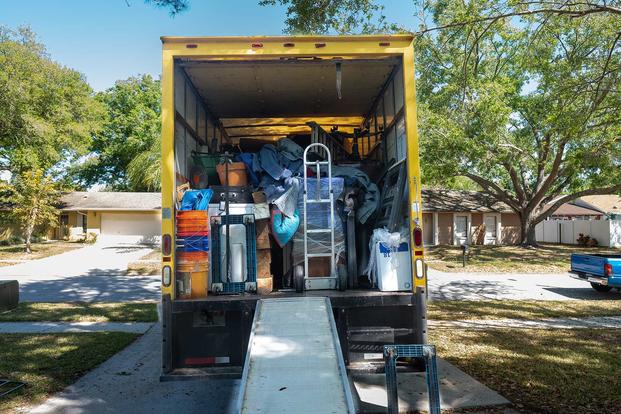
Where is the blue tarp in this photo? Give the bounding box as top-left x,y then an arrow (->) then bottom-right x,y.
180,189 -> 213,211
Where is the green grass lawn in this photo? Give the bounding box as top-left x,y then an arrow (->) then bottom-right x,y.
0,241 -> 84,266
426,243 -> 621,273
0,302 -> 158,322
0,332 -> 139,413
126,248 -> 160,275
428,299 -> 621,321
429,328 -> 621,414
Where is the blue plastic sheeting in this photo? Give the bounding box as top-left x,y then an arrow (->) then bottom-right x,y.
180,189 -> 213,210
292,177 -> 345,264
271,209 -> 301,247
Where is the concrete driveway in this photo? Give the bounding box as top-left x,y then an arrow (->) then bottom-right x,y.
0,243 -> 160,302
428,268 -> 621,301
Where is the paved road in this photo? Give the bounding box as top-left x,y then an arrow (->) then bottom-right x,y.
427,268 -> 621,301
0,243 -> 160,302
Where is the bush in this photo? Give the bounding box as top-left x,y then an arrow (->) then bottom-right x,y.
0,236 -> 24,246
577,233 -> 598,247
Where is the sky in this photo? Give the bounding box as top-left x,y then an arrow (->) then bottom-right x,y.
1,0 -> 417,91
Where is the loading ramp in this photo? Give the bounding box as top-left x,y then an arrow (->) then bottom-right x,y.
237,297 -> 356,413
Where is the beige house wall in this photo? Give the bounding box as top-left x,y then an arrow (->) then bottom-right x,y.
501,213 -> 521,244
471,213 -> 483,227
425,211 -> 522,246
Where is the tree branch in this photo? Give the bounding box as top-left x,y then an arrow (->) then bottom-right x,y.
416,4 -> 621,35
503,161 -> 528,205
534,183 -> 621,225
462,172 -> 521,210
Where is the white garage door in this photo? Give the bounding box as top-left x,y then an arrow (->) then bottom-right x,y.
100,213 -> 161,244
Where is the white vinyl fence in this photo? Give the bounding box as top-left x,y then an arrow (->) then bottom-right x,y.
535,220 -> 621,247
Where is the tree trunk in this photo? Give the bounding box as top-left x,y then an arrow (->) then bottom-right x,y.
518,213 -> 539,247
25,225 -> 33,254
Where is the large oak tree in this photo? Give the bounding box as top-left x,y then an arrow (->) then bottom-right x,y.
259,0 -> 621,245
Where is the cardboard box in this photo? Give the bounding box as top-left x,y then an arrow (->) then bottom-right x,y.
256,249 -> 272,279
255,219 -> 271,250
308,257 -> 331,277
257,277 -> 273,295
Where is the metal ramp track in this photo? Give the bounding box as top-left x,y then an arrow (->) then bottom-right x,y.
237,297 -> 355,413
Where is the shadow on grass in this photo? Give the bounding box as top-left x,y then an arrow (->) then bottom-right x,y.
0,332 -> 138,412
430,328 -> 621,414
0,302 -> 158,322
428,298 -> 621,321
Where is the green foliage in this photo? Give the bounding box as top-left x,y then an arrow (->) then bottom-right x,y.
0,26 -> 103,173
259,0 -> 387,34
416,3 -> 621,202
1,169 -> 61,252
127,137 -> 161,191
76,75 -> 161,191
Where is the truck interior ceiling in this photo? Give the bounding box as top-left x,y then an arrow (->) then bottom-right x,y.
172,55 -> 413,299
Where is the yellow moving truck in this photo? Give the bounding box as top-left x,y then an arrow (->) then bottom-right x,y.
160,35 -> 427,379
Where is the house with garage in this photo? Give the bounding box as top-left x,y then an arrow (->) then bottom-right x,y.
55,192 -> 161,244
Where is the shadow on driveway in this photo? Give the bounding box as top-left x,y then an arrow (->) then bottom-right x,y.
17,268 -> 160,302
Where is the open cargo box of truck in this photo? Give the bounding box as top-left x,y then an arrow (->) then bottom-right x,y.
160,35 -> 427,379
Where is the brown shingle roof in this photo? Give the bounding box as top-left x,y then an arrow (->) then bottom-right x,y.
576,195 -> 621,215
422,189 -> 513,213
549,203 -> 604,217
59,192 -> 161,211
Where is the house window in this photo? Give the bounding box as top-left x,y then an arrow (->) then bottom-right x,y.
82,215 -> 87,234
60,214 -> 69,226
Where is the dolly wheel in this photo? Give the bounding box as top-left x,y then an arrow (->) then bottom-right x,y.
294,265 -> 304,293
590,282 -> 613,292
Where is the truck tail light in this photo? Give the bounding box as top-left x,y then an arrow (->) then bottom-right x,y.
604,264 -> 612,277
162,266 -> 172,287
413,226 -> 423,247
162,234 -> 172,256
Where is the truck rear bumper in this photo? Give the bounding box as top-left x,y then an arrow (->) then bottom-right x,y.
161,290 -> 426,380
569,271 -> 608,285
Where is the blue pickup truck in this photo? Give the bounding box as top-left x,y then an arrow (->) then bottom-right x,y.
570,253 -> 621,292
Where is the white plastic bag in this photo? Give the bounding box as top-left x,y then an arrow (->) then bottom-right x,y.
364,227 -> 404,287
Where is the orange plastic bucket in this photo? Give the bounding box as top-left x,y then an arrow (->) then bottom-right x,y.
177,210 -> 209,236
177,251 -> 208,263
177,262 -> 209,273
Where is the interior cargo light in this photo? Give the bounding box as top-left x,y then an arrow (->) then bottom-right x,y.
414,259 -> 424,279
186,44 -> 198,49
251,43 -> 263,48
283,42 -> 295,47
162,266 -> 172,287
413,226 -> 423,247
605,263 -> 612,277
315,43 -> 326,48
379,42 -> 391,46
162,234 -> 172,256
